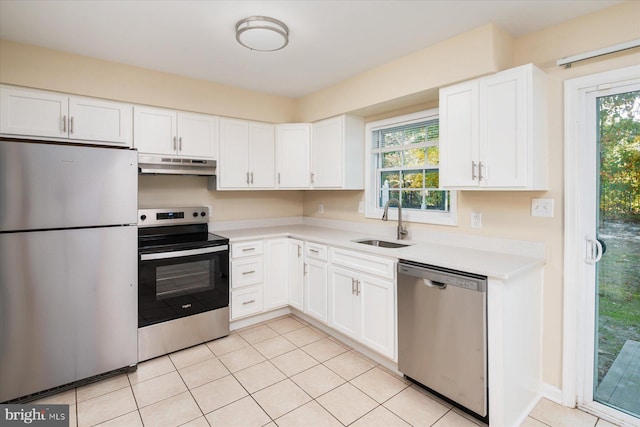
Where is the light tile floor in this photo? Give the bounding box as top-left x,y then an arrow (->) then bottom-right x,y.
30,315 -> 621,427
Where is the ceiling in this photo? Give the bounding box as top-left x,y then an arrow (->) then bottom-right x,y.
0,0 -> 621,98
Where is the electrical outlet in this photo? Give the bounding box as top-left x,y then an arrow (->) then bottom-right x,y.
318,203 -> 324,214
531,198 -> 554,217
471,212 -> 482,229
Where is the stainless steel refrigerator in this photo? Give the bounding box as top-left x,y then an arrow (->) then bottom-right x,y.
0,140 -> 138,402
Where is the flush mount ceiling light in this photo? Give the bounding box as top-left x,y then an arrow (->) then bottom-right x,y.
235,16 -> 289,52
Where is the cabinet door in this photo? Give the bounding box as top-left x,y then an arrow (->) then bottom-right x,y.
311,116 -> 343,188
479,67 -> 528,187
265,238 -> 290,309
359,275 -> 395,359
288,240 -> 304,311
439,81 -> 479,188
133,106 -> 177,155
0,86 -> 68,139
276,124 -> 311,188
249,123 -> 276,188
69,97 -> 132,146
328,266 -> 358,338
177,112 -> 218,159
219,118 -> 250,188
305,257 -> 328,323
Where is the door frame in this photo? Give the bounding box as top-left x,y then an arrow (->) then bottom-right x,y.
563,64 -> 640,425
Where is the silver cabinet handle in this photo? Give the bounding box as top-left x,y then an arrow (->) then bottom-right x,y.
309,249 -> 319,254
242,270 -> 256,275
242,247 -> 255,252
304,263 -> 308,275
250,172 -> 254,184
356,279 -> 361,296
70,116 -> 74,134
351,278 -> 356,295
297,245 -> 301,258
246,172 -> 250,185
311,172 -> 315,184
472,161 -> 477,181
62,115 -> 67,133
242,300 -> 256,305
179,136 -> 183,151
173,136 -> 177,151
278,172 -> 281,185
478,161 -> 484,182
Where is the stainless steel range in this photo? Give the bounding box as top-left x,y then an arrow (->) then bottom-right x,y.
137,207 -> 229,362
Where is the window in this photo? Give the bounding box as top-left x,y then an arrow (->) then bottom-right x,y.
365,109 -> 457,225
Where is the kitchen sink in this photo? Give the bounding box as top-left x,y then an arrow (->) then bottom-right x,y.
353,239 -> 411,248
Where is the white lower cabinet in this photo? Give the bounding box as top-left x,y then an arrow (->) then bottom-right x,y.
328,248 -> 396,360
287,240 -> 305,311
231,286 -> 264,319
266,238 -> 303,310
304,242 -> 329,323
230,240 -> 264,320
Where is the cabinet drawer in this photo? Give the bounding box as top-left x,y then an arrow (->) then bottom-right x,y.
330,248 -> 396,280
231,286 -> 264,319
232,257 -> 263,289
305,242 -> 328,261
232,240 -> 264,258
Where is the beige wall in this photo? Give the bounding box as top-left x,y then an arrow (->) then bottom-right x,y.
0,39 -> 297,123
2,1 -> 639,391
297,23 -> 514,122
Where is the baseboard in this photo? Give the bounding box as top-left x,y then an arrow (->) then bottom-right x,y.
230,307 -> 292,331
541,382 -> 563,405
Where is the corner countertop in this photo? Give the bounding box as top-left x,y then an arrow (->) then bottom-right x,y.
216,224 -> 545,280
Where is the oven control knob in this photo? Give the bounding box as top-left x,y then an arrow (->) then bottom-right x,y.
140,215 -> 147,221
200,211 -> 206,217
192,212 -> 198,217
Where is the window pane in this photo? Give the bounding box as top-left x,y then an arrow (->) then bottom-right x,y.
424,190 -> 449,211
425,170 -> 439,188
404,148 -> 425,167
383,130 -> 402,147
426,122 -> 439,141
405,127 -> 426,144
402,190 -> 423,209
382,151 -> 402,167
427,146 -> 439,165
381,171 -> 400,188
403,170 -> 424,189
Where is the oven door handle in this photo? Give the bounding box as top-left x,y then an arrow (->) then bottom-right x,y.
140,245 -> 229,261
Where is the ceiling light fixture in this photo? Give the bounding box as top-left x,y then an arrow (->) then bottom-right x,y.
235,16 -> 289,52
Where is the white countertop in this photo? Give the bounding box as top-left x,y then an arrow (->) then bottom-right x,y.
216,224 -> 545,280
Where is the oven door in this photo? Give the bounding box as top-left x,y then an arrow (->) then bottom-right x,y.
138,245 -> 229,328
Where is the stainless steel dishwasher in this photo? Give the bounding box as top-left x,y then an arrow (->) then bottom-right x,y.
397,260 -> 488,419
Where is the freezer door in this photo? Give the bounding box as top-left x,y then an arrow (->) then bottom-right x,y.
0,226 -> 137,402
0,140 -> 137,231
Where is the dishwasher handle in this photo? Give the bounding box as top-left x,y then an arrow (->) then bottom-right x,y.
398,260 -> 487,292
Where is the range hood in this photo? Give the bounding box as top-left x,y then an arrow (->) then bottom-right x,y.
138,154 -> 216,176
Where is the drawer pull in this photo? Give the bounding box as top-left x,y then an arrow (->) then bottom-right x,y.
242,270 -> 256,275
182,304 -> 192,309
309,249 -> 320,254
242,247 -> 256,252
242,300 -> 256,305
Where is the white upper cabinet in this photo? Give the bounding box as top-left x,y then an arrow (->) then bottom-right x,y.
134,106 -> 218,159
218,118 -> 275,189
276,123 -> 311,189
439,63 -> 547,190
311,115 -> 364,189
0,85 -> 132,147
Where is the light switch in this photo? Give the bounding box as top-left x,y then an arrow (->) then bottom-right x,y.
531,198 -> 554,217
471,212 -> 482,229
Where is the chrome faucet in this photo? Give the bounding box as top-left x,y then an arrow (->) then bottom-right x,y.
382,198 -> 408,240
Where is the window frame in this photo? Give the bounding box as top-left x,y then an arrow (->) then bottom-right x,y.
364,108 -> 457,226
